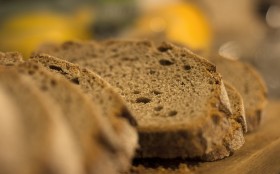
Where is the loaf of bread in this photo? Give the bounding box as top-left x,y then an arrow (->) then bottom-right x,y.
36,40 -> 246,161
0,36 -> 268,173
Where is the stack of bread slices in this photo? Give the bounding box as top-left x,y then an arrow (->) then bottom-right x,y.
0,40 -> 267,174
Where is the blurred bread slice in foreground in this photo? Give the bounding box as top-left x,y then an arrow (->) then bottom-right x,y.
0,51 -> 138,174
29,54 -> 138,172
0,68 -> 84,174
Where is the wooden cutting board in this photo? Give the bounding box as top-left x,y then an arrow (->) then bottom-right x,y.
131,100 -> 280,174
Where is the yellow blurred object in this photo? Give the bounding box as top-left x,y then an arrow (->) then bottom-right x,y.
133,3 -> 212,50
0,8 -> 93,58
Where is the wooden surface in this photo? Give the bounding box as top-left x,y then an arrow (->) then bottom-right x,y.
132,100 -> 280,174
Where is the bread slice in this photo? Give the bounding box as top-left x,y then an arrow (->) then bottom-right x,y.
211,82 -> 246,158
125,82 -> 246,171
0,51 -> 24,66
224,82 -> 247,133
29,53 -> 138,169
0,86 -> 26,174
0,51 -> 137,173
36,40 -> 246,160
209,55 -> 267,131
15,61 -> 126,174
0,68 -> 84,174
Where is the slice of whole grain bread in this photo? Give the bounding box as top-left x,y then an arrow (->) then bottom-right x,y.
205,82 -> 246,160
0,51 -> 137,173
0,68 -> 84,174
124,82 -> 246,170
38,42 -> 267,132
209,55 -> 267,132
16,61 -> 125,174
36,40 -> 246,161
0,86 -> 26,174
224,82 -> 247,133
29,53 -> 138,170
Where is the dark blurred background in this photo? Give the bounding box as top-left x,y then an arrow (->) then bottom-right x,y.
0,0 -> 279,98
